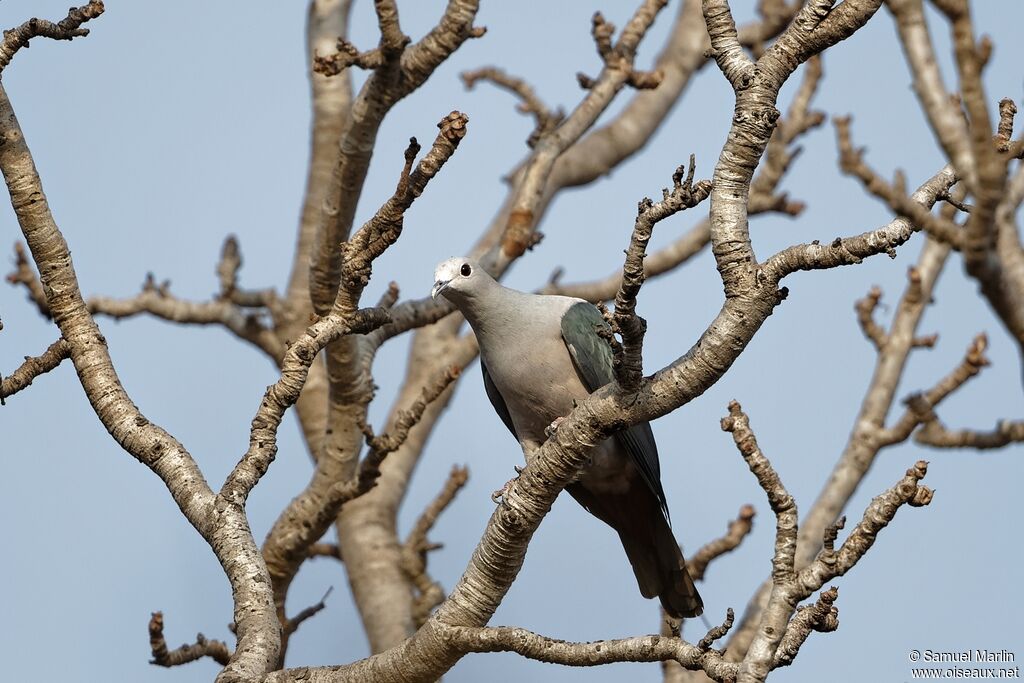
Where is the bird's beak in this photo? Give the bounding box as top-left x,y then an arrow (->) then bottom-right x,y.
431,279 -> 450,300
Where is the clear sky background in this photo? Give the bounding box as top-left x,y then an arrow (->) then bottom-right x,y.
2,2 -> 1022,682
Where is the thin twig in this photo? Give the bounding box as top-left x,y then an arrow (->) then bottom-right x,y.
148,612 -> 231,667
0,338 -> 70,404
0,1 -> 105,73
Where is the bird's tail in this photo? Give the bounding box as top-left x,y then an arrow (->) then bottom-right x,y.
567,482 -> 703,618
619,512 -> 704,619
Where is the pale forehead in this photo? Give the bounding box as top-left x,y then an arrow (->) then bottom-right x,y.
434,257 -> 465,279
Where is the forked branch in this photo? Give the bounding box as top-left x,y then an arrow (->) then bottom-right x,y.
148,612 -> 231,668
610,157 -> 712,390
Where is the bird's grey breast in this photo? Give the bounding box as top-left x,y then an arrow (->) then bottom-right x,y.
476,296 -> 587,445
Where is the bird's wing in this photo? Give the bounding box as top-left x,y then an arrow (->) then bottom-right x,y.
481,358 -> 518,439
560,301 -> 670,520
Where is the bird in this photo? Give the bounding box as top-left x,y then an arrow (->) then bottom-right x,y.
431,256 -> 703,618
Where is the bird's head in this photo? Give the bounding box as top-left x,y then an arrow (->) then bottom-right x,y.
431,257 -> 487,302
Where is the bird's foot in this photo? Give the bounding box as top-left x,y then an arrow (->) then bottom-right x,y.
491,465 -> 525,504
544,416 -> 566,439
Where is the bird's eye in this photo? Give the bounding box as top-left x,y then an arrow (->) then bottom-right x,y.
460,263 -> 472,276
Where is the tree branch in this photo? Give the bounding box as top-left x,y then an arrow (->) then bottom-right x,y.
876,333 -> 989,446
8,241 -> 286,360
307,542 -> 342,561
148,612 -> 231,668
0,1 -> 105,74
727,234 -> 952,662
887,0 -> 977,188
611,156 -> 712,390
763,163 -> 958,278
0,337 -> 69,404
461,67 -> 563,147
308,0 -> 481,315
313,37 -> 386,75
219,306 -> 388,506
833,117 -> 965,248
6,242 -> 49,316
276,0 -> 359,459
721,401 -> 799,585
433,621 -> 736,679
336,112 -> 469,315
771,587 -> 838,668
88,275 -> 284,359
550,53 -> 823,303
493,0 -> 671,265
854,286 -> 888,350
0,79 -> 281,680
356,367 -> 462,494
284,587 -> 334,638
916,418 -> 1024,449
703,0 -> 756,91
722,402 -> 933,683
261,364 -> 458,649
688,504 -> 757,582
402,465 -> 470,626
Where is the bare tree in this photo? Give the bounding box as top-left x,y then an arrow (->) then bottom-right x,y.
2,2 -> 1022,682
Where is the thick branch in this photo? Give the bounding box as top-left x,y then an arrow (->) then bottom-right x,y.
703,0 -> 756,90
0,82 -> 280,681
278,0 -> 358,460
704,0 -> 884,296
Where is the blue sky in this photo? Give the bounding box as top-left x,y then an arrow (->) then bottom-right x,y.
1,2 -> 1022,682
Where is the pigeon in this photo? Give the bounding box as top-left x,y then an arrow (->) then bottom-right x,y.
432,257 -> 703,618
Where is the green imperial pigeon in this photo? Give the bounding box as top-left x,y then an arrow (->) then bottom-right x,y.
431,257 -> 703,618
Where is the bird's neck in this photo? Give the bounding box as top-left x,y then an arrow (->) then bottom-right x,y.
458,280 -> 527,338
